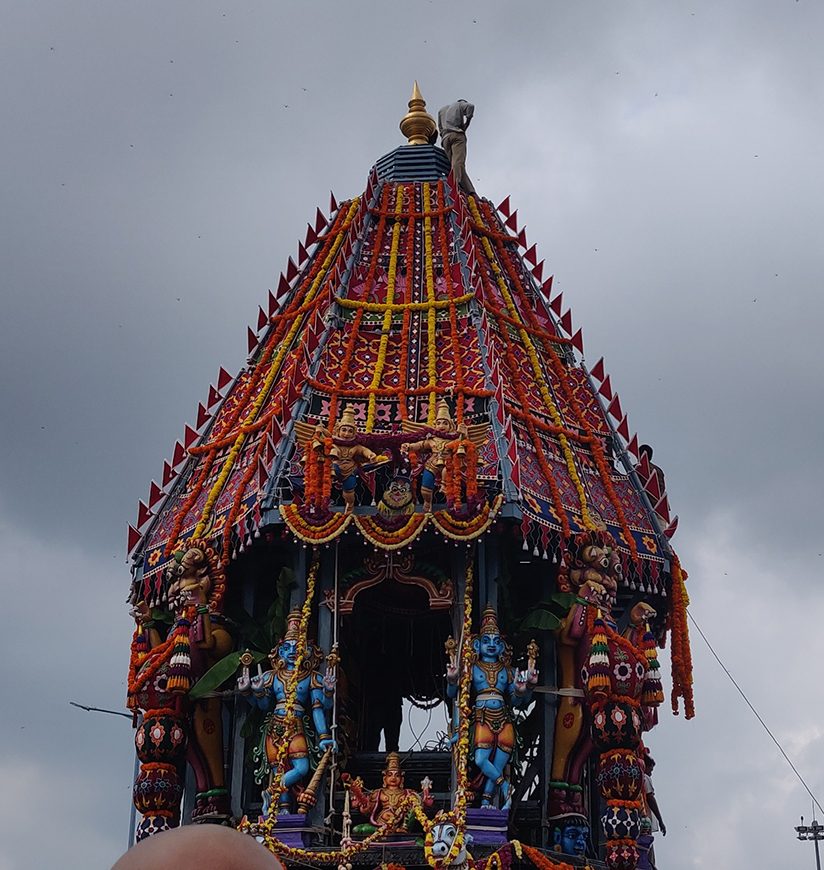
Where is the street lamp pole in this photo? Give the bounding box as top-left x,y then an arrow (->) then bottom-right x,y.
796,816 -> 824,870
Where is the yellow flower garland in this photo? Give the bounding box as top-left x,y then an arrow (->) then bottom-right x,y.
467,198 -> 593,530
335,293 -> 473,313
192,200 -> 359,539
366,186 -> 404,431
423,182 -> 438,425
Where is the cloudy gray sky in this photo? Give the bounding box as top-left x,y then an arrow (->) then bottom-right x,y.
1,2 -> 823,867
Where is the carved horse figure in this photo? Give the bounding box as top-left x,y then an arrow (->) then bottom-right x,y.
425,814 -> 474,870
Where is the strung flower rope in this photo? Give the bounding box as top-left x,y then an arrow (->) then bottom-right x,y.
668,553 -> 695,718
474,259 -> 569,537
468,197 -> 593,529
188,201 -> 359,543
164,201 -> 357,555
366,184 -> 406,431
328,184 -> 392,423
423,182 -> 438,425
522,843 -> 588,870
435,559 -> 476,870
397,181 -> 418,420
438,180 -> 468,424
478,200 -> 639,561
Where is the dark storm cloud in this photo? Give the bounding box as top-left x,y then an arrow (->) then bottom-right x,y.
1,2 -> 823,867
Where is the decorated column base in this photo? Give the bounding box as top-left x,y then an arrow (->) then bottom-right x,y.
262,812 -> 312,848
465,807 -> 508,845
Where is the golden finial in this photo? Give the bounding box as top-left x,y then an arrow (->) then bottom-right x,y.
399,80 -> 437,145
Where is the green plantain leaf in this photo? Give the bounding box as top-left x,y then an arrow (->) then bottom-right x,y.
519,609 -> 563,631
189,650 -> 267,700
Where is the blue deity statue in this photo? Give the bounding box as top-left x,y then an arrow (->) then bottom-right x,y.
446,604 -> 538,808
550,812 -> 590,857
237,609 -> 336,813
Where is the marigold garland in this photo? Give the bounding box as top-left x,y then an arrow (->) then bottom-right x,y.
164,199 -> 358,554
437,180 -> 468,424
423,182 -> 438,425
668,553 -> 695,718
477,200 -> 640,561
366,185 -> 405,431
279,503 -> 352,544
469,197 -> 592,529
521,843 -> 584,870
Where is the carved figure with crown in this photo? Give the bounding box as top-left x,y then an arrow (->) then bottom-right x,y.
236,609 -> 336,813
547,530 -> 624,823
295,405 -> 388,513
446,605 -> 538,809
128,543 -> 233,837
341,752 -> 434,837
401,400 -> 488,514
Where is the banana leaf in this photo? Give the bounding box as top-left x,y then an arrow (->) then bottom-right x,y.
189,649 -> 267,700
518,592 -> 579,633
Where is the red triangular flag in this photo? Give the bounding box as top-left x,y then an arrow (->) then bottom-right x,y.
497,195 -> 511,217
217,367 -> 233,390
598,375 -> 613,400
277,274 -> 290,298
247,327 -> 258,355
664,515 -> 679,539
550,293 -> 563,316
645,470 -> 662,501
505,210 -> 518,231
330,191 -> 338,213
257,306 -> 268,331
257,458 -> 268,490
305,223 -> 318,247
285,258 -> 298,282
606,394 -> 623,420
540,276 -> 554,299
524,244 -> 537,266
137,500 -> 153,529
532,260 -> 544,283
162,460 -> 176,487
637,452 -> 651,479
127,524 -> 142,554
315,207 -> 327,234
570,328 -> 584,355
616,414 -> 630,441
517,228 -> 527,248
184,424 -> 199,448
172,440 -> 186,467
590,357 -> 605,382
148,481 -> 164,508
626,433 -> 640,458
196,402 -> 211,429
654,494 -> 671,523
559,309 -> 573,334
298,241 -> 309,264
268,290 -> 277,316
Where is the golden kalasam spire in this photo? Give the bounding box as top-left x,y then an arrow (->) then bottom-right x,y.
399,81 -> 437,145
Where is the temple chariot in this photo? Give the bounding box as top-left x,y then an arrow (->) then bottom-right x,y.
125,86 -> 694,870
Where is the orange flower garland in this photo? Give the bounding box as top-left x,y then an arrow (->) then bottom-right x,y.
164,200 -> 357,555
366,185 -> 405,431
477,200 -> 639,562
521,843 -> 584,870
437,181 -> 468,424
668,553 -> 695,718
